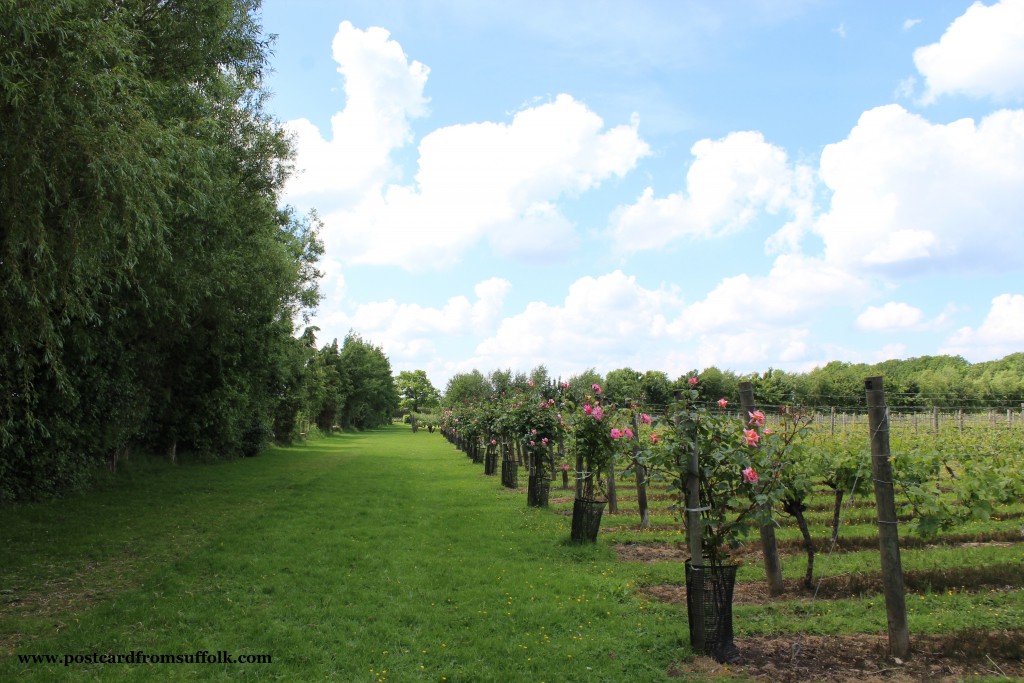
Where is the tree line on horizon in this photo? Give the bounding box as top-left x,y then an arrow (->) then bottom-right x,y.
440,353 -> 1024,411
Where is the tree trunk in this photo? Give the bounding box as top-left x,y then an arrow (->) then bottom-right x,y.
632,413 -> 649,528
831,488 -> 844,543
606,461 -> 617,513
635,463 -> 650,529
784,497 -> 815,589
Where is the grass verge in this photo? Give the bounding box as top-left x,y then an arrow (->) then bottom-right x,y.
1,427 -> 686,682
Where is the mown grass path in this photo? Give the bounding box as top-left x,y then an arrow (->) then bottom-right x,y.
1,427 -> 683,682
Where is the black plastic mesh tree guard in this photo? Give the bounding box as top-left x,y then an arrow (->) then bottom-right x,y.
501,459 -> 518,488
685,561 -> 740,663
484,445 -> 497,475
526,468 -> 550,507
570,498 -> 605,543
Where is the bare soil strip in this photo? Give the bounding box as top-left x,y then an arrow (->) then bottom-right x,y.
668,630 -> 1024,682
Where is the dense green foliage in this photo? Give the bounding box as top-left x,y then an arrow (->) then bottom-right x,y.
699,354 -> 1024,409
446,354 -> 1024,412
0,1 -> 403,502
395,369 -> 440,414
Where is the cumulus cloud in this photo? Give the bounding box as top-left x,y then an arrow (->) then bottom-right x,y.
815,105 -> 1024,274
328,94 -> 650,270
855,302 -> 925,331
690,328 -> 812,371
914,0 -> 1024,104
611,131 -> 814,252
941,293 -> 1024,360
282,22 -> 430,205
670,254 -> 868,337
471,270 -> 683,374
318,277 -> 512,362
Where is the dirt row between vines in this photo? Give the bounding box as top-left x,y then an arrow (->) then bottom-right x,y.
668,629 -> 1024,682
614,540 -> 1024,681
615,541 -> 1022,602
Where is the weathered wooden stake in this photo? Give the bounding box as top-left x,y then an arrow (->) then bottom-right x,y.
865,376 -> 911,659
739,382 -> 784,597
686,434 -> 705,651
632,412 -> 650,529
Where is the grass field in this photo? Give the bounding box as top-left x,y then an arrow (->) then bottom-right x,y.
1,427 -> 685,682
2,425 -> 1022,682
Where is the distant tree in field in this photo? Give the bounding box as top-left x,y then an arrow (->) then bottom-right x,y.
688,367 -> 739,405
567,369 -> 604,400
604,368 -> 643,406
336,333 -> 399,429
639,370 -> 674,408
444,371 -> 492,406
396,370 -> 441,414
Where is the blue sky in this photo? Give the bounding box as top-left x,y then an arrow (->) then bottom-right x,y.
257,0 -> 1024,390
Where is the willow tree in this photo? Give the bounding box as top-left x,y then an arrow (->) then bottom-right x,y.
0,0 -> 321,500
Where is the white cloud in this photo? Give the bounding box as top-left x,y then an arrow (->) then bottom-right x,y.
472,270 -> 683,374
282,22 -> 430,205
914,0 -> 1024,104
670,254 -> 868,337
328,94 -> 650,270
316,278 -> 512,363
815,104 -> 1024,274
941,293 -> 1024,360
903,18 -> 921,31
472,278 -> 513,328
691,329 -> 812,371
611,131 -> 814,251
856,302 -> 925,331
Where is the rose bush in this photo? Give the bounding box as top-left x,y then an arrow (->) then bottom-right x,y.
643,377 -> 788,567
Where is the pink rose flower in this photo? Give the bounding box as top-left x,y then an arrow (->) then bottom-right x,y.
649,433 -> 660,443
743,428 -> 760,447
592,383 -> 602,395
742,467 -> 759,483
623,427 -> 634,439
583,404 -> 593,416
717,398 -> 728,409
748,410 -> 766,426
688,377 -> 699,386
640,413 -> 652,424
610,428 -> 623,440
592,405 -> 604,421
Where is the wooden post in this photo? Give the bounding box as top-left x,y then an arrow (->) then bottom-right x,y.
606,458 -> 618,513
575,448 -> 585,499
865,376 -> 910,659
739,382 -> 784,597
632,412 -> 650,529
686,433 -> 705,651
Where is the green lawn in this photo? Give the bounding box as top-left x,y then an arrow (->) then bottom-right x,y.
1,427 -> 686,682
